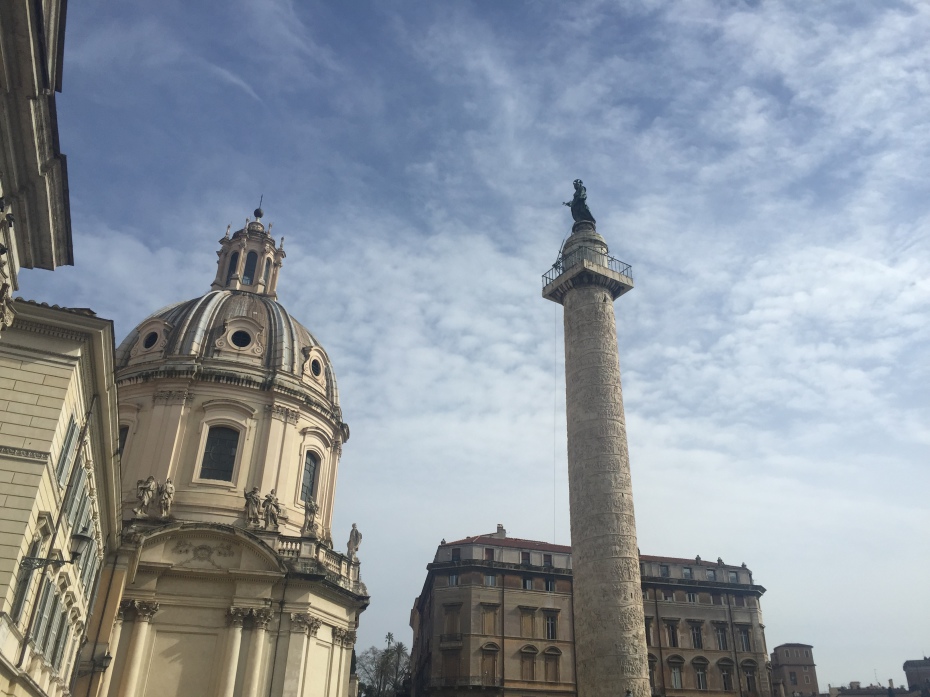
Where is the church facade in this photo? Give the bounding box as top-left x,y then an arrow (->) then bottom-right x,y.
73,212 -> 369,697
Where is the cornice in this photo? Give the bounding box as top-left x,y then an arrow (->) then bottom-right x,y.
0,445 -> 49,462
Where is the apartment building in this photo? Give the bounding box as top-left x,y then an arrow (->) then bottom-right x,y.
410,528 -> 771,697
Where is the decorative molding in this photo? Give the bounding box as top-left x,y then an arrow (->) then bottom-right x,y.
9,317 -> 90,344
265,404 -> 299,423
332,627 -> 348,645
0,445 -> 49,462
289,613 -> 310,634
132,600 -> 160,622
153,390 -> 193,404
307,616 -> 323,637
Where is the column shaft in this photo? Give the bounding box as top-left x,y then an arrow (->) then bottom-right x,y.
216,608 -> 246,697
563,283 -> 649,697
242,610 -> 272,697
98,614 -> 124,697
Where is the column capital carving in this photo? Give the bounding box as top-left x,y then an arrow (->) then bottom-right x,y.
289,613 -> 310,634
332,627 -> 347,645
133,601 -> 160,622
252,608 -> 274,630
307,616 -> 323,637
227,607 -> 248,627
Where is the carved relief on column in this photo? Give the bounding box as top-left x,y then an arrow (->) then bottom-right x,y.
252,608 -> 274,630
344,630 -> 357,648
227,607 -> 248,627
332,627 -> 348,646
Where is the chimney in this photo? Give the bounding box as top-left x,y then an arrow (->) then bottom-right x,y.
495,524 -> 506,538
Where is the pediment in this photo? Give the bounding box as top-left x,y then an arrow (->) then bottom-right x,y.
135,524 -> 285,575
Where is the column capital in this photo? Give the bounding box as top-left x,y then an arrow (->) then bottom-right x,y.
252,608 -> 274,630
289,612 -> 310,634
134,601 -> 160,622
227,607 -> 248,627
307,616 -> 323,637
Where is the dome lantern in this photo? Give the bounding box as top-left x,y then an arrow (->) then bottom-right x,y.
211,210 -> 285,298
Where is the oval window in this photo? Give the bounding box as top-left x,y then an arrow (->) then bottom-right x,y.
310,359 -> 322,376
143,332 -> 159,349
231,330 -> 252,348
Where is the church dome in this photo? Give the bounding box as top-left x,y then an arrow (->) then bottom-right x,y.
114,289 -> 340,408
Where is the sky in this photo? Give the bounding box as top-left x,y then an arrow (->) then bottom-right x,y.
17,0 -> 930,686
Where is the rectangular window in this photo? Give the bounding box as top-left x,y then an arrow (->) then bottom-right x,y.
660,564 -> 670,577
484,574 -> 496,587
545,579 -> 555,592
671,666 -> 683,689
712,593 -> 722,605
790,672 -> 798,686
645,620 -> 653,647
746,669 -> 757,693
544,613 -> 558,640
200,426 -> 239,481
482,606 -> 498,635
10,536 -> 43,621
442,651 -> 460,682
522,578 -> 533,590
521,552 -> 531,565
696,667 -> 708,690
520,610 -> 535,638
804,676 -> 811,685
300,451 -> 319,501
443,607 -> 460,635
544,654 -> 560,683
543,554 -> 552,567
451,548 -> 460,561
691,624 -> 703,649
448,573 -> 459,587
682,566 -> 693,579
481,652 -> 498,685
687,592 -> 697,603
735,595 -> 745,607
803,667 -> 808,672
118,425 -> 130,455
738,627 -> 751,652
55,417 -> 79,483
715,626 -> 728,650
485,548 -> 495,561
666,624 -> 678,648
521,653 -> 535,681
728,570 -> 739,583
706,569 -> 717,581
722,670 -> 733,691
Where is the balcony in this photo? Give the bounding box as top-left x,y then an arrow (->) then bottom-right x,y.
542,245 -> 632,287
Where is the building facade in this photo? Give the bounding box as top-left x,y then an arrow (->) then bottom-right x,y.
770,644 -> 818,697
410,530 -> 771,697
0,0 -> 74,337
0,300 -> 120,697
74,211 -> 369,697
904,660 -> 930,693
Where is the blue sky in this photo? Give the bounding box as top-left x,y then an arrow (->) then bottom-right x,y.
19,0 -> 930,685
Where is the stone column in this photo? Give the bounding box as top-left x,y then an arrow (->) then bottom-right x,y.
281,613 -> 319,697
98,604 -> 127,697
242,609 -> 274,697
119,601 -> 159,697
543,220 -> 649,697
215,607 -> 248,697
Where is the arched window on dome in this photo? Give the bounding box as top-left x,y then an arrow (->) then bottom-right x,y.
225,252 -> 240,285
200,426 -> 240,481
242,251 -> 258,285
263,258 -> 272,285
301,451 -> 319,502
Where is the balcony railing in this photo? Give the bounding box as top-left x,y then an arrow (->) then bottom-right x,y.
439,633 -> 463,642
542,245 -> 632,287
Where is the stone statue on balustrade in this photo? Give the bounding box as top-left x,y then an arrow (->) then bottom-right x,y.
302,496 -> 319,537
346,523 -> 362,561
262,489 -> 283,530
132,476 -> 158,516
563,179 -> 596,224
244,487 -> 262,527
158,478 -> 175,518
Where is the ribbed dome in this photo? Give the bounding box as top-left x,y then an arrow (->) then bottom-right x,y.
115,289 -> 339,407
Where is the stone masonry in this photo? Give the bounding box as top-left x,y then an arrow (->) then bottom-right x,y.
543,221 -> 649,697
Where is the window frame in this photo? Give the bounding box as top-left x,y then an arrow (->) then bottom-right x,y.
192,402 -> 254,487
300,449 -> 321,503
197,424 -> 242,482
